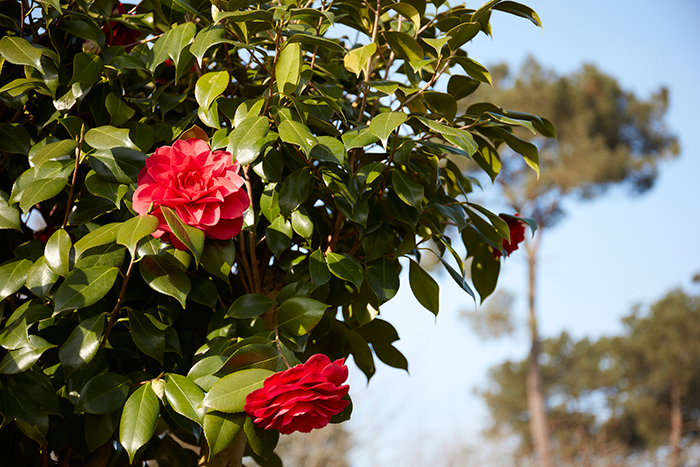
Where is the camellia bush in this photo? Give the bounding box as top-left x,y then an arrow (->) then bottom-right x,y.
0,0 -> 553,464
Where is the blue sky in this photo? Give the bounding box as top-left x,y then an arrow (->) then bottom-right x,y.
342,1 -> 700,465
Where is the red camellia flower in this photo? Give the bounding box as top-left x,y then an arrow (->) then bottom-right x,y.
492,214 -> 527,259
132,138 -> 250,250
102,3 -> 141,51
245,354 -> 350,435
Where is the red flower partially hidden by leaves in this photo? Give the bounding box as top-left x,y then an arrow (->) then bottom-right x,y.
102,3 -> 141,51
493,214 -> 526,259
132,138 -> 250,250
245,354 -> 350,435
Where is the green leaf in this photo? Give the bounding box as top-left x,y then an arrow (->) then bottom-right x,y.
451,56 -> 492,85
69,52 -> 103,86
196,71 -> 229,111
447,75 -> 480,101
74,222 -> 122,259
203,411 -> 245,460
310,136 -> 345,165
291,207 -> 313,239
445,22 -> 481,51
391,170 -> 424,208
44,229 -> 71,276
88,147 -> 146,184
500,130 -> 539,176
26,256 -> 58,299
342,126 -> 379,150
227,116 -> 269,165
106,93 -> 135,127
119,383 -> 160,463
75,243 -> 125,270
408,259 -> 439,316
167,22 -> 197,70
493,1 -> 542,27
0,318 -> 30,350
472,245 -> 501,303
191,25 -> 237,67
265,216 -> 293,256
0,191 -> 21,231
0,36 -> 46,73
244,416 -> 279,460
58,313 -> 106,375
227,294 -> 274,319
188,355 -> 227,390
30,140 -> 76,167
279,120 -> 317,155
161,206 -> 205,266
278,167 -> 313,217
0,259 -> 33,302
276,42 -> 302,95
233,98 -> 264,127
276,297 -> 328,336
117,215 -> 159,258
424,91 -> 457,122
19,177 -> 68,213
416,116 -> 477,156
366,259 -> 399,305
284,34 -> 345,52
85,126 -> 137,150
0,123 -> 31,155
0,335 -> 56,374
309,248 -> 330,289
140,255 -> 191,307
128,309 -> 165,363
382,31 -> 424,62
384,3 -> 421,31
85,412 -> 120,452
165,373 -> 206,425
201,369 -> 273,413
201,239 -> 235,282
343,43 -> 376,78
76,373 -> 131,414
54,266 -> 119,312
326,252 -> 364,291
369,112 -> 407,148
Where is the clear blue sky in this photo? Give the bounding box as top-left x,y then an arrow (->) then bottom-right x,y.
342,1 -> 700,465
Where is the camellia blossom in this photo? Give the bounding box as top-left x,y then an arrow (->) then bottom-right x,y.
245,354 -> 350,435
133,138 -> 250,250
492,214 -> 527,259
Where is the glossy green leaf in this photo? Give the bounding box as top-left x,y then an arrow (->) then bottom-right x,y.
408,259 -> 439,316
19,177 -> 68,213
88,147 -> 146,184
201,239 -> 235,282
74,222 -> 122,259
342,126 -> 379,150
445,22 -> 480,51
203,411 -> 245,460
366,259 -> 400,305
227,116 -> 269,165
165,373 -> 206,425
201,368 -> 273,413
0,36 -> 46,73
343,43 -> 376,78
266,216 -> 293,256
106,93 -> 135,127
25,256 -> 58,299
227,294 -> 274,319
384,3 -> 421,31
59,313 -> 106,374
424,91 -> 457,122
54,266 -> 119,312
451,56 -> 492,85
311,136 -> 345,165
291,207 -> 313,239
196,71 -> 229,111
77,373 -> 131,414
44,229 -> 71,276
391,170 -> 424,208
0,259 -> 33,302
85,126 -> 137,150
191,25 -> 238,67
0,335 -> 55,374
500,130 -> 540,176
119,383 -> 160,463
0,318 -> 30,350
369,112 -> 407,148
279,120 -> 317,155
276,42 -> 302,95
276,297 -> 328,336
128,309 -> 165,363
278,167 -> 313,217
161,206 -> 205,266
85,412 -> 120,452
244,416 -> 279,460
0,123 -> 31,155
30,140 -> 76,167
117,215 -> 159,258
69,52 -> 103,86
309,248 -> 331,289
75,243 -> 125,270
285,34 -> 345,52
84,171 -> 129,208
140,255 -> 190,307
382,31 -> 423,62
326,252 -> 364,291
493,1 -> 542,27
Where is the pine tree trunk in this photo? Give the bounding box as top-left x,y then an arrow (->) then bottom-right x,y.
526,234 -> 553,467
668,377 -> 682,467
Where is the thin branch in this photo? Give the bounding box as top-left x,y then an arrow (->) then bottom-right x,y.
400,60 -> 450,109
62,124 -> 85,229
101,254 -> 136,348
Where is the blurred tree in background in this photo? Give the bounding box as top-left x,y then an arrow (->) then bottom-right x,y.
466,57 -> 680,467
482,288 -> 700,467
